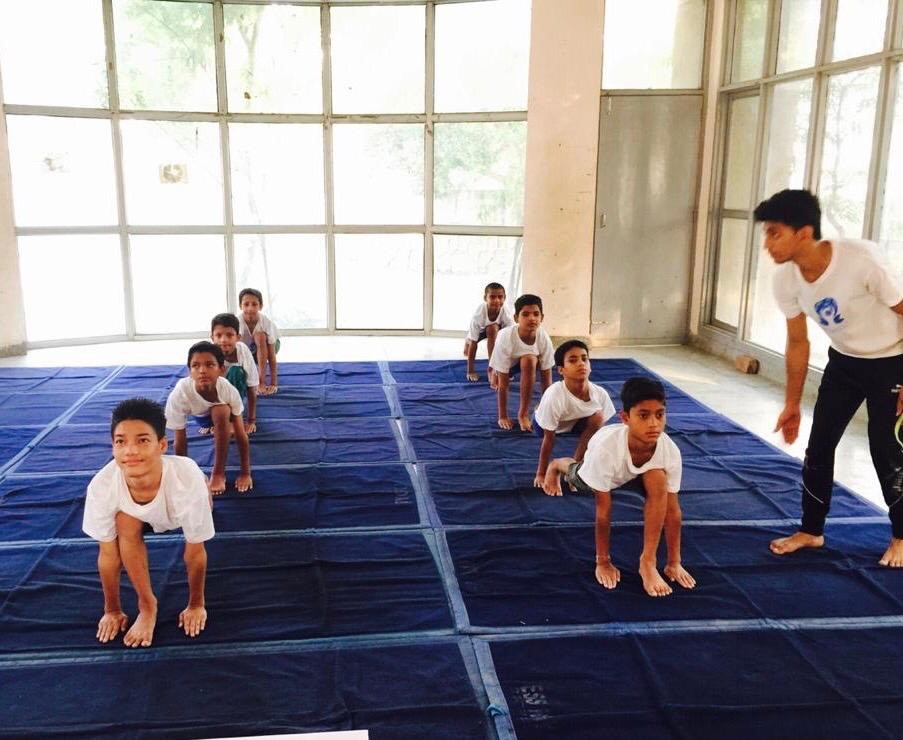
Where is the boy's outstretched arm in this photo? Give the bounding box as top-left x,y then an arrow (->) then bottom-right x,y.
174,428 -> 188,456
232,416 -> 253,493
96,541 -> 128,643
465,340 -> 479,381
254,335 -> 268,394
534,429 -> 557,487
496,372 -> 513,429
594,491 -> 620,589
179,542 -> 208,637
246,387 -> 258,434
540,368 -> 553,393
266,343 -> 278,392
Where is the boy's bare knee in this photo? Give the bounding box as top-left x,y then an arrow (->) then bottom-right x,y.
115,511 -> 144,541
520,354 -> 538,370
210,404 -> 230,424
585,412 -> 604,431
485,323 -> 499,338
641,469 -> 668,495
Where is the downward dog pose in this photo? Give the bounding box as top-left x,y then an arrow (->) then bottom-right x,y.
754,189 -> 903,566
83,399 -> 214,648
543,377 -> 695,597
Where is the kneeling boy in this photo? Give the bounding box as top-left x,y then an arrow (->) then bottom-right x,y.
165,341 -> 252,495
533,339 -> 615,487
543,377 -> 695,597
489,293 -> 555,431
82,398 -> 214,647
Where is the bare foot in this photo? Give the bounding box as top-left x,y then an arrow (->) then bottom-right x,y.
178,605 -> 208,637
197,426 -> 212,436
664,562 -> 696,589
639,559 -> 672,597
466,371 -> 479,382
517,414 -> 533,433
497,417 -> 514,430
595,560 -> 621,589
879,537 -> 903,567
235,473 -> 253,493
96,611 -> 128,643
123,608 -> 156,648
208,473 -> 226,495
542,466 -> 563,496
769,531 -> 824,555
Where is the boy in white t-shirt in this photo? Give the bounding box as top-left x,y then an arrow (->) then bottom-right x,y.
532,339 -> 616,487
463,282 -> 514,383
489,293 -> 555,432
754,189 -> 903,566
82,398 -> 214,648
165,341 -> 253,495
543,377 -> 696,597
211,313 -> 259,434
239,288 -> 279,396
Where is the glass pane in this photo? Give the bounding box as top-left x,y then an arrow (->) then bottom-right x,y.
130,235 -> 226,333
435,0 -> 530,111
732,0 -> 768,82
233,235 -> 327,329
832,0 -> 888,61
601,0 -> 706,89
762,78 -> 813,197
229,123 -> 324,225
18,235 -> 125,342
723,96 -> 760,210
332,124 -> 423,225
776,0 -> 820,73
5,116 -> 117,227
335,234 -> 423,329
330,6 -> 424,114
120,120 -> 223,226
0,0 -> 107,107
432,235 -> 522,331
114,0 -> 216,112
713,218 -> 748,326
877,65 -> 903,280
224,4 -> 322,114
434,122 -> 527,226
818,67 -> 880,239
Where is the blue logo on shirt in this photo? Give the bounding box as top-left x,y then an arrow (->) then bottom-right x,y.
814,297 -> 845,326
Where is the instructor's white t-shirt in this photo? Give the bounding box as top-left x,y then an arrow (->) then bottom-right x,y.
577,424 -> 682,493
164,376 -> 243,430
773,238 -> 903,358
83,456 -> 214,543
534,381 -> 616,433
225,341 -> 260,387
466,303 -> 514,342
489,325 -> 555,373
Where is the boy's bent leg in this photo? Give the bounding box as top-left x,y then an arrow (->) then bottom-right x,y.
96,540 -> 128,643
115,512 -> 157,647
639,470 -> 672,596
209,404 -> 231,494
662,492 -> 695,589
517,354 -> 538,431
179,542 -> 208,637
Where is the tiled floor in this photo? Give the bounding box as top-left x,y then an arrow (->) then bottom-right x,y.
0,336 -> 881,510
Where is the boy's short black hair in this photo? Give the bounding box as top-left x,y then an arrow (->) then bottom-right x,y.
211,312 -> 240,333
753,189 -> 822,240
110,398 -> 166,440
187,340 -> 225,368
514,293 -> 543,316
484,282 -> 506,297
620,376 -> 666,412
239,288 -> 264,306
554,339 -> 589,368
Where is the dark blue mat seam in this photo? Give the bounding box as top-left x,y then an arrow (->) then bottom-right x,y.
405,463 -> 433,527
456,638 -> 508,740
422,529 -> 473,632
472,639 -> 517,740
0,365 -> 127,481
378,360 -> 404,419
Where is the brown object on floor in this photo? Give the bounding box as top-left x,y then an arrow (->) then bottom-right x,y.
735,354 -> 760,374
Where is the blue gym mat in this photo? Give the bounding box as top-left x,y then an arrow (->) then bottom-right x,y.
0,357 -> 898,738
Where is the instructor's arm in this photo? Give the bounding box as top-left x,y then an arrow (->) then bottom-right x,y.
776,313 -> 809,444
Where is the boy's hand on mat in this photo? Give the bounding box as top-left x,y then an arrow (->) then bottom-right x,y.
258,383 -> 269,395
96,611 -> 129,643
518,414 -> 533,433
208,474 -> 226,495
774,404 -> 801,444
533,473 -> 546,488
498,416 -> 514,430
179,606 -> 207,638
466,372 -> 479,382
235,473 -> 253,493
246,421 -> 257,434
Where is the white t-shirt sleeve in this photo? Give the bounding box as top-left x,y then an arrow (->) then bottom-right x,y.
772,266 -> 804,319
262,314 -> 279,344
489,327 -> 514,373
237,342 -> 260,387
865,255 -> 903,307
538,330 -> 555,371
597,386 -> 616,422
170,461 -> 215,543
534,383 -> 564,432
576,444 -> 617,492
82,467 -> 119,542
164,381 -> 189,431
663,437 -> 682,493
219,378 -> 244,416
498,305 -> 514,330
466,305 -> 485,342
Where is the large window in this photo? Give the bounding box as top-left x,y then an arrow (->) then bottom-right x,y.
0,0 -> 530,344
707,0 -> 903,369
